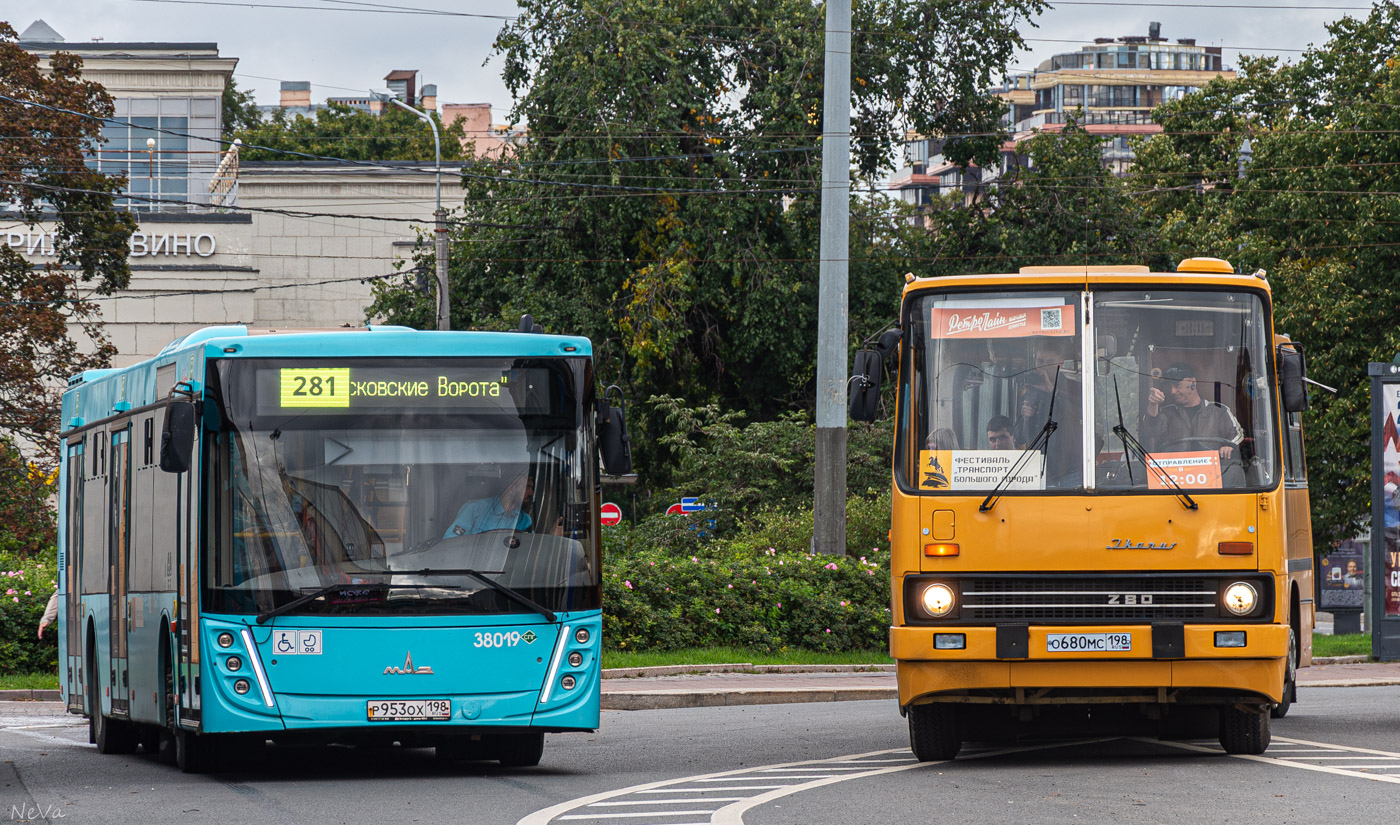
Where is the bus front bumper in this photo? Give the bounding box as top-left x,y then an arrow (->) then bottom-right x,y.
890,623 -> 1288,706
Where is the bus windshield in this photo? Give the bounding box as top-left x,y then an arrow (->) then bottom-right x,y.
202,357 -> 599,617
899,287 -> 1277,494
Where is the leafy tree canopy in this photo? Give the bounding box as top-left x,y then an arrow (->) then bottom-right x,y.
233,101 -> 469,162
1129,1 -> 1400,548
0,22 -> 134,461
221,76 -> 263,137
367,0 -> 1043,477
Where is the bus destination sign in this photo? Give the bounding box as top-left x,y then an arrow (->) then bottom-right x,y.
271,366 -> 523,411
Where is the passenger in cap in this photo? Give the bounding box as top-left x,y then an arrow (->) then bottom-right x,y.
1143,362 -> 1243,459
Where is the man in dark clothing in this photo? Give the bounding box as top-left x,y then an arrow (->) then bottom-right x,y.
1143,362 -> 1243,459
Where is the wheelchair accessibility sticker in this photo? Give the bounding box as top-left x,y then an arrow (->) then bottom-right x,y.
271,629 -> 323,655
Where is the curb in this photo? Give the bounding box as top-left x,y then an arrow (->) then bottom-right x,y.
0,689 -> 60,702
602,664 -> 894,679
1302,679 -> 1400,688
1311,655 -> 1371,665
602,687 -> 897,711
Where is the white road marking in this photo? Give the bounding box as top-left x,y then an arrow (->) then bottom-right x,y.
1150,736 -> 1400,785
519,741 -> 1111,825
589,800 -> 745,808
0,728 -> 92,747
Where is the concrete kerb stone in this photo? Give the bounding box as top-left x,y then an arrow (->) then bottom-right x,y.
0,689 -> 60,702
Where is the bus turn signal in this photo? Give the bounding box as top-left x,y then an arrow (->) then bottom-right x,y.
924,543 -> 959,557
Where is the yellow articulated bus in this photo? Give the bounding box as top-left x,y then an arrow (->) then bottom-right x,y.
850,258 -> 1316,759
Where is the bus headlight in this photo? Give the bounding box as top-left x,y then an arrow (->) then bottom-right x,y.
1222,582 -> 1258,616
920,583 -> 956,618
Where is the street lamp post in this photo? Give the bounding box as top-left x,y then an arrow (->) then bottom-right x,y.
377,91 -> 450,331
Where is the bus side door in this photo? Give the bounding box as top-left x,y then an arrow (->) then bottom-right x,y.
108,424 -> 132,718
64,438 -> 85,715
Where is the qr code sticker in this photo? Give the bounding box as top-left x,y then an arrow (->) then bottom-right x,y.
1041,308 -> 1063,331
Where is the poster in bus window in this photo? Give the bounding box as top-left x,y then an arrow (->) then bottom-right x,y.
1319,540 -> 1366,611
1383,383 -> 1400,617
929,303 -> 1076,340
919,450 -> 1045,491
1143,451 -> 1224,490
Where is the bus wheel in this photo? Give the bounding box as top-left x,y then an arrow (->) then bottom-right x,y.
494,733 -> 545,767
1219,705 -> 1271,755
1271,629 -> 1297,719
175,730 -> 218,774
908,704 -> 961,762
93,709 -> 139,754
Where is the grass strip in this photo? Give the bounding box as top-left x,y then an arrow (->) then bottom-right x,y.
1312,632 -> 1370,659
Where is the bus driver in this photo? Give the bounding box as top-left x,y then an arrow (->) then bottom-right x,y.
1143,362 -> 1244,459
444,469 -> 564,538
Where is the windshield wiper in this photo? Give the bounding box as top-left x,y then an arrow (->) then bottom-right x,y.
257,580 -> 380,624
981,367 -> 1060,513
1110,376 -> 1198,511
399,568 -> 558,623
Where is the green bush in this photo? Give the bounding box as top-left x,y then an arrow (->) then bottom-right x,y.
601,490 -> 893,653
0,549 -> 58,675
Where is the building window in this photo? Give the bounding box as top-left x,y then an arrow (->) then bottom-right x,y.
91,108 -> 191,212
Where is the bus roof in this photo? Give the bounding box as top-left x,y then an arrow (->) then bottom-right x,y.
61,325 -> 593,432
901,261 -> 1271,298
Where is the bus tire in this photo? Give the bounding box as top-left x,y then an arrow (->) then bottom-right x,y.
1219,705 -> 1271,755
93,707 -> 139,755
908,704 -> 961,761
1271,628 -> 1297,719
175,729 -> 218,774
494,733 -> 545,767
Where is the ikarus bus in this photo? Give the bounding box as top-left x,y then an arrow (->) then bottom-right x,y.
57,323 -> 632,772
850,258 -> 1317,760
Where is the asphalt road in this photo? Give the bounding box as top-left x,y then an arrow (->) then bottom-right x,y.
3,686 -> 1397,825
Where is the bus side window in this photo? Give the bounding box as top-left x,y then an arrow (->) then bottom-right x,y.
1282,411 -> 1306,483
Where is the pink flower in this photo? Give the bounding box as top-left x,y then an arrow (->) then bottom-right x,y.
623,580 -> 633,590
825,628 -> 832,633
10,597 -> 16,603
824,562 -> 838,570
4,589 -> 13,595
715,608 -> 721,614
727,583 -> 733,589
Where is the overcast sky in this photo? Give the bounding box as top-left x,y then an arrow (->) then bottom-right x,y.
6,0 -> 1372,125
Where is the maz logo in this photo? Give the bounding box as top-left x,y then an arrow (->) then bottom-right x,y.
1106,538 -> 1178,550
384,652 -> 434,675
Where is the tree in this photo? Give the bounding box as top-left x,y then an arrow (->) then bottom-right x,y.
367,0 -> 1043,476
221,76 -> 263,137
233,102 -> 468,162
0,22 -> 135,461
1129,2 -> 1400,548
917,115 -> 1168,276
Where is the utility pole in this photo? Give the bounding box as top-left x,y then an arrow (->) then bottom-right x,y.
813,0 -> 851,555
379,91 -> 450,330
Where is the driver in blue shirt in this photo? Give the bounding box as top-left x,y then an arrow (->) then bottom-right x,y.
444,470 -> 562,538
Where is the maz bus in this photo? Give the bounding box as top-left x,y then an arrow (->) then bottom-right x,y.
850,258 -> 1315,759
57,323 -> 631,772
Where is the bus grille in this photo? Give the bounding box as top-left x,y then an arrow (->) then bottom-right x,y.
960,576 -> 1218,622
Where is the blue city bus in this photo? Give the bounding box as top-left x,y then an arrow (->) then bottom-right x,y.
56,324 -> 631,772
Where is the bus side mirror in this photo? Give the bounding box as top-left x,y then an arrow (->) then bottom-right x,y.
1278,344 -> 1309,413
849,350 -> 883,421
598,386 -> 633,475
849,327 -> 901,422
159,400 -> 196,473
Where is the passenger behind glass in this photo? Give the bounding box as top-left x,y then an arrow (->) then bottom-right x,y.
927,428 -> 959,450
986,415 -> 1016,450
1143,362 -> 1243,460
1013,336 -> 1082,486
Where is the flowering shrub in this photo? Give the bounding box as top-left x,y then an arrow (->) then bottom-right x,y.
602,492 -> 893,653
0,549 -> 58,674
